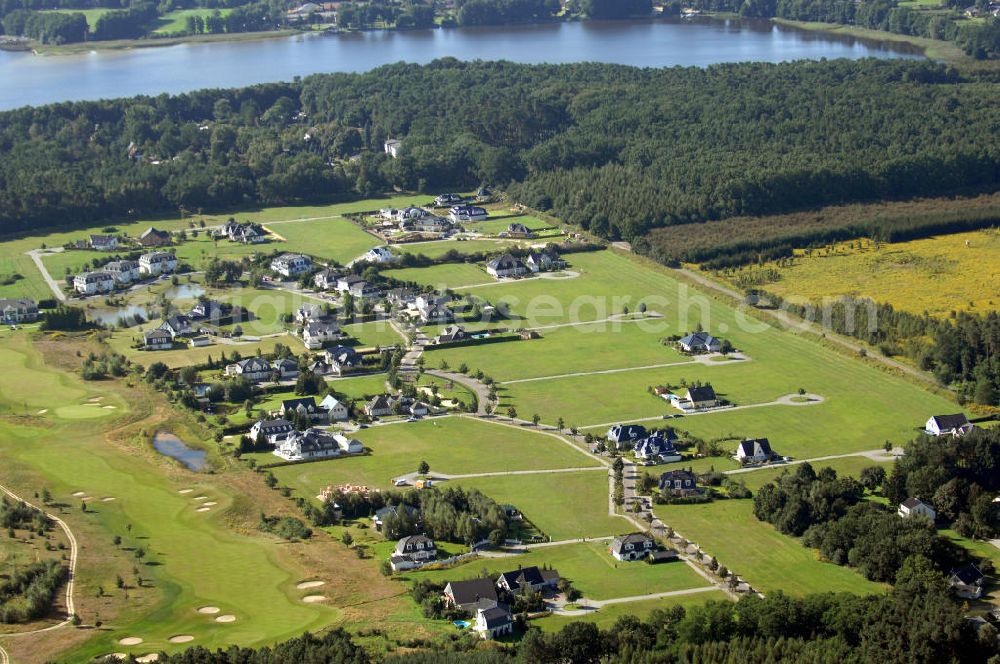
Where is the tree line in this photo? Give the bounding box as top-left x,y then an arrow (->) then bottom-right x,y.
1,59 -> 998,247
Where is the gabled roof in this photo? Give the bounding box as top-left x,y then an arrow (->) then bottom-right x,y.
737,438 -> 772,457
235,357 -> 271,371
901,497 -> 932,510
486,254 -> 526,271
478,603 -> 512,628
686,385 -> 717,402
497,566 -> 545,589
254,418 -> 293,433
282,397 -> 317,412
140,227 -> 170,240
446,578 -> 498,606
395,534 -> 434,555
608,424 -> 647,441
679,330 -> 719,347
611,533 -> 652,554
950,563 -> 984,586
929,414 -> 970,429
144,328 -> 172,340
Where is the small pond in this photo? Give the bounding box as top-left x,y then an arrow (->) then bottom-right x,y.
163,283 -> 206,300
152,431 -> 207,471
87,304 -> 150,327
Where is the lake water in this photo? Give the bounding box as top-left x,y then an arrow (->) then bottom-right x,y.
163,283 -> 206,300
152,431 -> 207,471
0,18 -> 923,110
87,303 -> 149,326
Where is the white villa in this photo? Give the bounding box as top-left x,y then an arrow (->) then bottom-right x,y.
103,260 -> 140,284
271,253 -> 312,278
73,271 -> 115,295
138,251 -> 177,277
898,497 -> 936,521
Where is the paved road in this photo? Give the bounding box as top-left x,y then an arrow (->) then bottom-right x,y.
426,370 -> 491,415
499,352 -> 749,386
0,482 -> 80,659
674,267 -> 941,388
25,248 -> 66,302
552,585 -> 719,615
724,448 -> 900,475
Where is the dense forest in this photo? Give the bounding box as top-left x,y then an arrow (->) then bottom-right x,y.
0,59 -> 998,242
131,570 -> 996,663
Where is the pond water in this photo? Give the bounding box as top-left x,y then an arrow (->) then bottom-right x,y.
163,283 -> 206,301
152,431 -> 208,471
87,303 -> 149,327
0,17 -> 924,110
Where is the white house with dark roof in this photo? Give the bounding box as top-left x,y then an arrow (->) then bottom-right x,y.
302,319 -> 342,349
324,346 -> 361,375
607,424 -> 648,448
249,418 -> 295,446
160,315 -> 193,339
898,497 -> 936,521
678,331 -> 722,353
89,234 -> 118,251
0,299 -> 38,324
610,533 -> 655,561
362,246 -> 396,264
736,438 -> 776,464
502,223 -> 534,239
225,357 -> 273,382
313,268 -> 340,291
475,602 -> 513,640
365,394 -> 394,418
74,271 -> 115,295
273,427 -> 341,461
675,386 -> 718,411
320,394 -> 350,422
336,274 -> 366,293
634,432 -> 682,463
443,578 -> 498,612
948,564 -> 985,599
486,254 -> 529,279
449,205 -> 488,222
143,328 -> 174,350
393,534 -> 436,567
139,251 -> 177,276
434,193 -> 464,207
333,433 -> 363,454
434,325 -> 467,345
103,260 -> 140,284
925,414 -> 973,437
271,253 -> 312,278
525,251 -> 561,273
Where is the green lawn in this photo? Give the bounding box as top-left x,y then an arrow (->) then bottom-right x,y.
260,417 -> 601,496
326,372 -> 390,401
40,8 -> 113,28
342,321 -> 404,349
655,500 -> 884,597
266,217 -> 379,266
410,541 -> 709,601
735,456 -> 894,492
392,239 -> 527,260
425,321 -> 690,382
383,262 -> 493,289
450,471 -> 622,541
463,215 -> 558,237
152,8 -> 232,34
535,591 -> 727,632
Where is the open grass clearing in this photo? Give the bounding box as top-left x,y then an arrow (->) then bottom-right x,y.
39,7 -> 113,27
535,590 -> 727,632
735,455 -> 894,492
383,262 -> 493,289
654,500 -> 884,596
462,215 -> 557,237
342,321 -> 403,348
151,8 -> 232,33
258,417 -> 600,496
392,239 -> 528,260
409,540 -> 708,601
265,217 -> 379,265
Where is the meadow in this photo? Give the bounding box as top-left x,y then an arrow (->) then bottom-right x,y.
462,214 -> 557,237
151,8 -> 233,34
715,229 -> 1000,317
383,262 -> 493,289
256,417 -> 603,497
341,321 -> 404,348
535,591 -> 727,632
391,238 -> 528,260
264,217 -> 379,266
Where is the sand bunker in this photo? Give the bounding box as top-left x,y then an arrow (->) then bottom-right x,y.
36,409 -> 48,415
215,614 -> 236,623
136,654 -> 159,663
302,595 -> 328,603
71,491 -> 85,497
192,496 -> 208,500
103,405 -> 117,409
178,489 -> 193,494
197,606 -> 220,614
168,635 -> 194,644
296,581 -> 325,589
202,501 -> 217,506
102,497 -> 117,502
102,654 -> 127,661
196,507 -> 211,512
81,496 -> 94,501
118,637 -> 143,646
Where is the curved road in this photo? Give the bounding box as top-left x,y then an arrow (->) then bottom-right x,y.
0,482 -> 80,664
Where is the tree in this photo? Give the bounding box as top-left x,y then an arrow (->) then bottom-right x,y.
507,406 -> 517,419
532,413 -> 541,426
418,460 -> 430,475
341,531 -> 353,547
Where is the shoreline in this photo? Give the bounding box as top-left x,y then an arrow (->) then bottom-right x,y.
28,28 -> 302,56
770,17 -> 963,63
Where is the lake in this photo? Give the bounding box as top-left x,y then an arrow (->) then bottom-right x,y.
0,17 -> 923,110
152,431 -> 207,471
87,303 -> 149,327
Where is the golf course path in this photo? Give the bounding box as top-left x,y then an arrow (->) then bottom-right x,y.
474,415 -> 609,466
452,269 -> 581,291
0,482 -> 80,648
499,352 -> 751,385
25,248 -> 66,302
531,311 -> 664,332
427,371 -> 490,415
551,585 -> 720,616
724,447 -> 900,476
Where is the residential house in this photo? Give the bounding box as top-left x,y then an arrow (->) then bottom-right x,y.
634,432 -> 682,463
925,414 -> 973,437
387,288 -> 419,308
336,274 -> 366,293
333,433 -> 363,454
319,394 -> 350,422
308,359 -> 333,375
313,268 -> 341,291
373,504 -> 420,532
384,139 -> 402,158
348,280 -> 382,300
610,533 -> 655,561
362,246 -> 396,264
395,534 -> 436,561
249,418 -> 295,446
103,260 -> 140,285
607,424 -> 648,449
525,251 -> 561,273
189,299 -> 225,322
295,304 -> 325,324
324,345 -> 362,375
485,254 -> 529,279
271,253 -> 312,278
678,331 -> 722,353
138,252 -> 177,277
160,315 -> 193,339
679,386 -> 719,410
735,438 -> 776,464
475,602 -> 513,640
434,193 -> 464,206
273,427 -> 341,461
443,578 -> 499,613
407,400 -> 429,417
189,336 -> 210,348
898,497 -> 936,521
272,358 -> 300,380
89,234 -> 118,251
226,222 -> 267,244
73,271 -> 115,295
496,566 -> 559,594
948,564 -> 985,599
137,227 -> 171,247
302,319 -> 342,349
404,215 -> 452,233
474,186 -> 492,200
365,394 -> 394,418
449,205 -> 488,222
0,299 -> 38,324
503,223 -> 534,239
434,325 -> 467,345
143,328 -> 174,350
225,357 -> 273,382
280,397 -> 326,423
658,469 -> 701,496
415,295 -> 454,324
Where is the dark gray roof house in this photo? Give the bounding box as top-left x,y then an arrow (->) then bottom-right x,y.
607,424 -> 648,444
445,578 -> 499,611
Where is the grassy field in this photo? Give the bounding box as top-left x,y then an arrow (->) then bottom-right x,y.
715,229 -> 1000,317
265,217 -> 379,265
655,500 -> 885,596
327,373 -> 390,401
392,238 -> 529,260
152,8 -> 232,33
40,8 -> 113,27
735,456 -> 894,492
383,262 -> 493,289
342,321 -> 404,348
257,417 -> 601,496
410,540 -> 709,601
462,215 -> 557,236
450,471 -> 622,541
535,590 -> 727,632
